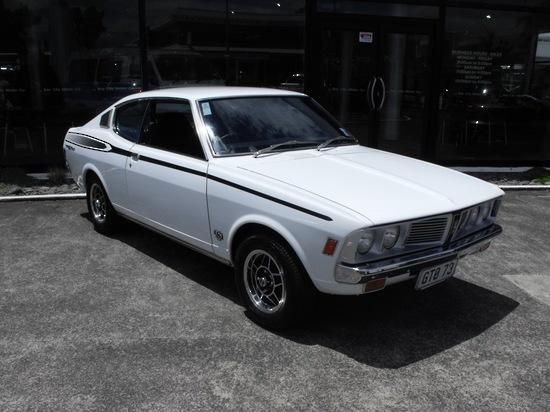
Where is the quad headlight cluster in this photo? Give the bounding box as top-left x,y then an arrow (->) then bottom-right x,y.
356,225 -> 401,255
339,223 -> 407,264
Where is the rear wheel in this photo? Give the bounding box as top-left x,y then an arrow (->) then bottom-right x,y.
86,175 -> 118,234
234,234 -> 315,330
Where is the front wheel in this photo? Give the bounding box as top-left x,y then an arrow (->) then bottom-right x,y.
234,234 -> 315,330
86,176 -> 118,234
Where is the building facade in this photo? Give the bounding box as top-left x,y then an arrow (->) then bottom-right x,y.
1,0 -> 550,167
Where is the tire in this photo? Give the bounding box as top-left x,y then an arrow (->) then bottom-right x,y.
86,175 -> 118,234
234,234 -> 315,330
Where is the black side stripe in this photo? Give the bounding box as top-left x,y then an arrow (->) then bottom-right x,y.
65,140 -> 106,152
66,134 -> 108,150
208,175 -> 333,222
69,132 -> 110,145
69,132 -> 331,221
110,146 -> 132,156
69,132 -> 132,156
139,155 -> 207,177
137,156 -> 331,221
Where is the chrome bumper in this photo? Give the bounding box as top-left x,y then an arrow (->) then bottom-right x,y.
335,224 -> 502,285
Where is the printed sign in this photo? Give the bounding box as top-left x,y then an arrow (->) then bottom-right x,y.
359,32 -> 373,43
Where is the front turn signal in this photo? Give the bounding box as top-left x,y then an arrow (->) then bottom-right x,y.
322,238 -> 338,256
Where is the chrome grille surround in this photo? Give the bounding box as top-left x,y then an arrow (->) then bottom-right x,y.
337,196 -> 503,266
449,198 -> 501,242
405,215 -> 451,245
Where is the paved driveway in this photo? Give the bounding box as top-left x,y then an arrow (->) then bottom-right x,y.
1,191 -> 549,410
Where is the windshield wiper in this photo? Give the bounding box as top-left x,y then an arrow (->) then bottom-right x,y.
253,140 -> 316,157
317,136 -> 357,151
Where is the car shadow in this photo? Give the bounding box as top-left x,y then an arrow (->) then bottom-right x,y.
82,213 -> 519,369
280,279 -> 518,368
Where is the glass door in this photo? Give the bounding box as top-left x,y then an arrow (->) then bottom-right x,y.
317,20 -> 435,159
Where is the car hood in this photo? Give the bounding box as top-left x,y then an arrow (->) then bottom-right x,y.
237,146 -> 504,225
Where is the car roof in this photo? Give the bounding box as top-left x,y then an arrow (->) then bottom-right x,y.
115,86 -> 305,105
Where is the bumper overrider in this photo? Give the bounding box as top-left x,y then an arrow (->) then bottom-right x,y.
335,223 -> 502,289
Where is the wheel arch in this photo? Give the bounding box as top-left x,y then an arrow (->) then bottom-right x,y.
228,216 -> 313,283
82,164 -> 109,195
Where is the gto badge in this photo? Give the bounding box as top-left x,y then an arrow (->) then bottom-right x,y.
214,230 -> 224,241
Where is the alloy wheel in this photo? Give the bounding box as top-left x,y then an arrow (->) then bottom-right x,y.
90,182 -> 107,223
243,250 -> 287,314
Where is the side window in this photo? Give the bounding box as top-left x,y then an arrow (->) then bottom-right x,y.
99,110 -> 111,128
140,100 -> 205,159
114,100 -> 148,143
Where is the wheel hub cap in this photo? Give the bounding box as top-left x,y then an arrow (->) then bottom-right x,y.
90,183 -> 107,223
243,250 -> 286,314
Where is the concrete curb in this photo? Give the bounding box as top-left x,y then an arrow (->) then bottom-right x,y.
0,193 -> 86,202
499,185 -> 550,190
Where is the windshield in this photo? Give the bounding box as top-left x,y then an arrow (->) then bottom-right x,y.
198,96 -> 350,155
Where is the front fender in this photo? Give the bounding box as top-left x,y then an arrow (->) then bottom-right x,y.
227,214 -> 312,276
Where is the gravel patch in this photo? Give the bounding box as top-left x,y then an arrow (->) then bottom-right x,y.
0,183 -> 83,196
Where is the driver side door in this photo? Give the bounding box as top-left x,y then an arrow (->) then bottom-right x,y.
124,98 -> 212,251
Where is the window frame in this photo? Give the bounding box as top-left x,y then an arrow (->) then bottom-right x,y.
113,98 -> 149,143
137,97 -> 207,161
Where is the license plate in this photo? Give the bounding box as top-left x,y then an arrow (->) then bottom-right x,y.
415,259 -> 458,290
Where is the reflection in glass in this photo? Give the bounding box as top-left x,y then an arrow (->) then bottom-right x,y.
1,0 -> 139,165
318,0 -> 438,18
438,8 -> 550,162
377,32 -> 430,158
146,1 -> 305,90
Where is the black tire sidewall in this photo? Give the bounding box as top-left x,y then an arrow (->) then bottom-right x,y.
86,176 -> 117,234
234,234 -> 312,329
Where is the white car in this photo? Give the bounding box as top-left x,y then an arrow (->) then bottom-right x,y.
63,86 -> 504,329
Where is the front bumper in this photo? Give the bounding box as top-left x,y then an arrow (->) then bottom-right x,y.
334,223 -> 502,286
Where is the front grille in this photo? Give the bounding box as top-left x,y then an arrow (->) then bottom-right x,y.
405,216 -> 449,245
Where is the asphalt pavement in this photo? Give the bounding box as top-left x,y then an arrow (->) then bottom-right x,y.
0,191 -> 549,410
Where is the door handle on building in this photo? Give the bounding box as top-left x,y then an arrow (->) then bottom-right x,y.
377,77 -> 386,111
367,77 -> 377,110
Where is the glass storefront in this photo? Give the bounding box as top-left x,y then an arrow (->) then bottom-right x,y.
1,0 -> 140,166
437,7 -> 550,163
1,0 -> 550,167
145,1 -> 304,89
1,0 -> 304,167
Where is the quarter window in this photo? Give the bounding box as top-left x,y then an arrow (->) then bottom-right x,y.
100,110 -> 111,128
140,100 -> 204,159
114,100 -> 148,142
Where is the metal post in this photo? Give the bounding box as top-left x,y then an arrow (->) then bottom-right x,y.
138,0 -> 149,91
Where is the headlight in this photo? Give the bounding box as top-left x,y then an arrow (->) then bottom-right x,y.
382,226 -> 400,249
469,206 -> 480,225
479,203 -> 491,222
357,231 -> 375,254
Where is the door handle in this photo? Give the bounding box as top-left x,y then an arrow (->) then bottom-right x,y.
377,77 -> 386,111
131,153 -> 140,161
367,77 -> 377,110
